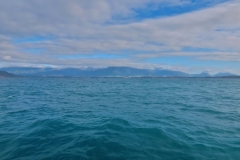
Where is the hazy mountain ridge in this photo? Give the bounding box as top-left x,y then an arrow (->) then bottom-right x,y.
1,67 -> 239,78
0,70 -> 18,78
213,72 -> 238,77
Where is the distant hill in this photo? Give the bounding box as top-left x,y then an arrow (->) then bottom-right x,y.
213,72 -> 238,77
0,67 -> 239,78
0,67 -> 190,77
0,70 -> 18,78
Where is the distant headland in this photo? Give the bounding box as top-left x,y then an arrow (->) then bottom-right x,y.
0,70 -> 18,78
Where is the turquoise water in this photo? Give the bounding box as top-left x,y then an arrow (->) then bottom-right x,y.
0,78 -> 240,160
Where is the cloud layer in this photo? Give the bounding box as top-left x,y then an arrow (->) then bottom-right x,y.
0,0 -> 240,73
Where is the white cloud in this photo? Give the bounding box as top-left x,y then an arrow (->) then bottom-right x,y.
0,0 -> 240,73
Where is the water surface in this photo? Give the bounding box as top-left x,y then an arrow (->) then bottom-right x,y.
0,78 -> 240,160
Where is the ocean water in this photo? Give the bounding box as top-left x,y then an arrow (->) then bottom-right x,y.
0,78 -> 240,160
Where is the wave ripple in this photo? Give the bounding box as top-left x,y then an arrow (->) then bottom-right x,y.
0,78 -> 240,160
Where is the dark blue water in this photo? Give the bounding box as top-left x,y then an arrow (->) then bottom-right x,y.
0,78 -> 240,160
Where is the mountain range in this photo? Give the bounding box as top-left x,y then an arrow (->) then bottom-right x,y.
0,67 -> 239,78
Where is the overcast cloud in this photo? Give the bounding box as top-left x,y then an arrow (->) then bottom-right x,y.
0,0 -> 240,73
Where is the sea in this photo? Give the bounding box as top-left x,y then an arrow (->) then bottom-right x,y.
0,78 -> 239,160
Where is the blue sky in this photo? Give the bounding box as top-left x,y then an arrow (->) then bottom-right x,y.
134,0 -> 228,19
0,0 -> 240,74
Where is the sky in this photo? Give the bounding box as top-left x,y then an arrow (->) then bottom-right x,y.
0,0 -> 240,74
